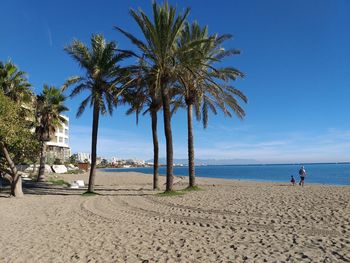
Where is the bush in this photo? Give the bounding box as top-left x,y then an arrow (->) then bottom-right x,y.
48,179 -> 70,187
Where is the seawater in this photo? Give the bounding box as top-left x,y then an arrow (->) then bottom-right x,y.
102,163 -> 350,186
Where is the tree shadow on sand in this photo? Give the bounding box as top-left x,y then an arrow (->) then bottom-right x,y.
0,180 -> 157,197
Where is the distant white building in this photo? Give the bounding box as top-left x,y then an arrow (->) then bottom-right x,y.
134,159 -> 145,165
110,157 -> 120,163
125,159 -> 145,165
77,152 -> 91,163
45,115 -> 71,162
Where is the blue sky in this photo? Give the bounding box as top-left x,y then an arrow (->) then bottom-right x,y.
1,0 -> 350,163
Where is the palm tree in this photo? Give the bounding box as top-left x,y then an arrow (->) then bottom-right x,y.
115,1 -> 190,192
63,34 -> 131,193
174,22 -> 248,187
0,60 -> 32,103
122,61 -> 162,190
0,60 -> 34,120
36,85 -> 68,182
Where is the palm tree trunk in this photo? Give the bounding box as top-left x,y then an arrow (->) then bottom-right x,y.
0,142 -> 23,197
187,104 -> 195,187
88,103 -> 100,193
37,141 -> 46,182
151,109 -> 159,190
161,85 -> 174,192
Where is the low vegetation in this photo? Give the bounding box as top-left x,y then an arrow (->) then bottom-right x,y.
156,185 -> 205,197
48,179 -> 70,187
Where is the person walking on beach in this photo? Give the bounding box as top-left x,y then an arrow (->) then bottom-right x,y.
299,166 -> 306,186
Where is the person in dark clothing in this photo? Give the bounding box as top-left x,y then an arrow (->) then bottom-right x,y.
299,166 -> 306,186
290,175 -> 296,186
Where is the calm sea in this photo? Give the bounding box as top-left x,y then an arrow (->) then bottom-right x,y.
102,163 -> 350,186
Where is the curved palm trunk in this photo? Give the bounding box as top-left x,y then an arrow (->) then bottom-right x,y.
151,110 -> 159,190
37,141 -> 46,182
88,103 -> 100,193
187,104 -> 195,187
161,85 -> 174,192
0,142 -> 23,197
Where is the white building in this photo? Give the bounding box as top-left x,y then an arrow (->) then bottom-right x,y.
110,157 -> 120,163
45,115 -> 71,162
133,159 -> 145,165
77,152 -> 91,163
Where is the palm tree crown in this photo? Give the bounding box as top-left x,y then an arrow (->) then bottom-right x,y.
116,2 -> 190,82
123,61 -> 162,123
0,60 -> 32,103
175,22 -> 247,128
63,34 -> 132,117
36,85 -> 68,142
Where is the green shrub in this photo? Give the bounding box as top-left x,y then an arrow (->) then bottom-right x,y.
49,179 -> 70,187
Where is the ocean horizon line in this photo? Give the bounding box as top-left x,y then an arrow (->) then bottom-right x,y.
136,161 -> 350,167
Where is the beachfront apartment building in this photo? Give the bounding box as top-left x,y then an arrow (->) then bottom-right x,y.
45,115 -> 71,162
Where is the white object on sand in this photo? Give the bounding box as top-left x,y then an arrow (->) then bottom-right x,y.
52,165 -> 68,174
70,183 -> 79,189
75,180 -> 85,187
22,177 -> 32,181
67,164 -> 79,171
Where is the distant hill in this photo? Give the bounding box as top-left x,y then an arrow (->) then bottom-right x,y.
146,158 -> 260,165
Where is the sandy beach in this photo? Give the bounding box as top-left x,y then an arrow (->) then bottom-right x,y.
0,171 -> 349,262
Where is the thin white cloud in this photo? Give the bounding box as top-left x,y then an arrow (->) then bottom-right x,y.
43,19 -> 53,47
47,27 -> 52,47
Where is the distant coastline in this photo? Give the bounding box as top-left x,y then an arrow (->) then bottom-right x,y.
140,162 -> 350,167
210,162 -> 350,167
147,158 -> 350,167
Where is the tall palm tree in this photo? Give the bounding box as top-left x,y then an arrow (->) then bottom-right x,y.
36,85 -> 68,182
123,61 -> 162,190
63,34 -> 131,193
0,60 -> 32,103
174,22 -> 248,187
115,1 -> 190,192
